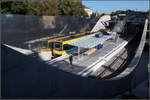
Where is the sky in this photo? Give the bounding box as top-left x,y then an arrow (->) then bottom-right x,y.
82,0 -> 149,14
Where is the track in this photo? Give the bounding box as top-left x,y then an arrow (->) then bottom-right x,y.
97,49 -> 128,78
88,25 -> 143,79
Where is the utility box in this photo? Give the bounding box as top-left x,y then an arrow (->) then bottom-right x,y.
95,34 -> 104,38
97,44 -> 103,50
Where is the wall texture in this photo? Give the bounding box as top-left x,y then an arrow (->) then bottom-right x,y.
1,15 -> 148,99
1,14 -> 97,49
1,42 -> 148,99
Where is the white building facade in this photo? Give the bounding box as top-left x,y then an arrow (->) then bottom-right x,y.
84,7 -> 93,17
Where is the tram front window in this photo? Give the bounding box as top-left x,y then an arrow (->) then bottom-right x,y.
63,44 -> 77,53
54,42 -> 62,51
63,44 -> 75,50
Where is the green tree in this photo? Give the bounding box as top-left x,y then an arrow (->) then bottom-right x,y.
0,0 -> 88,17
90,12 -> 100,18
27,0 -> 61,16
147,9 -> 150,15
1,0 -> 28,14
11,0 -> 28,14
100,13 -> 105,17
111,10 -> 124,16
0,1 -> 12,14
59,0 -> 88,17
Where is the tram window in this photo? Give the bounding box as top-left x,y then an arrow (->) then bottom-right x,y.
49,42 -> 53,48
54,42 -> 62,51
69,36 -> 76,39
41,41 -> 47,49
63,44 -> 75,50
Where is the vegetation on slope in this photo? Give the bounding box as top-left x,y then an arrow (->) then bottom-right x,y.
0,0 -> 88,17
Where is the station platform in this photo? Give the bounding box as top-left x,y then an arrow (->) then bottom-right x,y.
48,36 -> 126,75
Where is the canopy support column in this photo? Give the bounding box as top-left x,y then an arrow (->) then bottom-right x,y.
28,43 -> 31,50
78,47 -> 80,59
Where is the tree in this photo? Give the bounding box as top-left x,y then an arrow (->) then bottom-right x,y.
27,0 -> 60,16
11,0 -> 28,14
147,9 -> 150,15
90,12 -> 100,18
59,0 -> 88,17
1,0 -> 28,14
111,10 -> 124,16
0,0 -> 88,17
100,13 -> 105,17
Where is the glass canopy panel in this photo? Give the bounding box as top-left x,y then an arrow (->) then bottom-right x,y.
68,35 -> 112,48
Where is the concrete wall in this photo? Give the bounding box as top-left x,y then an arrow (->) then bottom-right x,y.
2,42 -> 148,99
1,16 -> 148,99
0,44 -> 132,99
1,14 -> 97,49
2,24 -> 148,98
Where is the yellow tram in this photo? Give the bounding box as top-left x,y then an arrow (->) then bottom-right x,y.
40,31 -> 100,56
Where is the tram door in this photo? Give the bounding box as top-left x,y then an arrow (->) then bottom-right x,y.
49,42 -> 54,56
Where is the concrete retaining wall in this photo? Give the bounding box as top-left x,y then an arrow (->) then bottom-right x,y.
1,17 -> 148,99
1,14 -> 97,49
0,44 -> 133,99
108,19 -> 148,81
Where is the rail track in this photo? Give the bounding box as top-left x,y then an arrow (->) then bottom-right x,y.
88,24 -> 143,79
97,49 -> 128,78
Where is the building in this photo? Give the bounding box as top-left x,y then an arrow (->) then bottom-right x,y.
84,7 -> 93,17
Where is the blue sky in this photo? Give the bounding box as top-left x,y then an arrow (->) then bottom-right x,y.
82,1 -> 149,14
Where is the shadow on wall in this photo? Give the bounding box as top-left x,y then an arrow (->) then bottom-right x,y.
1,14 -> 97,49
1,44 -> 127,99
1,38 -> 148,99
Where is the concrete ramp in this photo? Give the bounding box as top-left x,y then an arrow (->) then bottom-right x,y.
4,44 -> 33,55
91,15 -> 111,33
